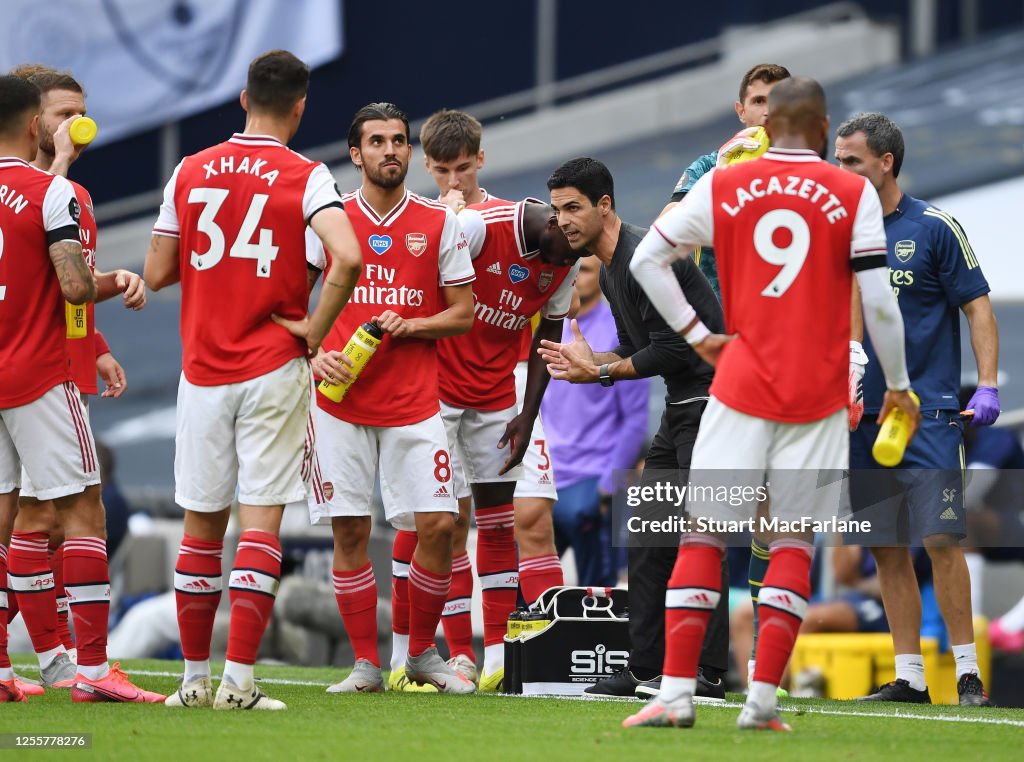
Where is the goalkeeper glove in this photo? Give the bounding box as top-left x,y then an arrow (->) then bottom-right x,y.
849,340 -> 868,431
716,126 -> 764,166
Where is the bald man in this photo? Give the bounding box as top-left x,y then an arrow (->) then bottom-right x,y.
622,77 -> 916,731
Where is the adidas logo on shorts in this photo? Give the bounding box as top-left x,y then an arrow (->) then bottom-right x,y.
538,473 -> 551,484
486,261 -> 502,275
433,485 -> 450,498
939,506 -> 957,520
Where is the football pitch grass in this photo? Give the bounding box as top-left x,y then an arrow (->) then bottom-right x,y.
1,658 -> 1022,761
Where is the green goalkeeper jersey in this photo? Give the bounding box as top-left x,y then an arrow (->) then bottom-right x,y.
669,151 -> 719,300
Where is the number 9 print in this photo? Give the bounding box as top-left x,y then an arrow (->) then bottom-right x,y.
754,209 -> 809,298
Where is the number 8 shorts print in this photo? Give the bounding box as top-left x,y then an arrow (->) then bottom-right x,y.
308,409 -> 457,531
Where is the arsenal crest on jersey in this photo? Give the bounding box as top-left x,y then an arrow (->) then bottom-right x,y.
895,239 -> 916,263
406,232 -> 428,257
537,270 -> 554,293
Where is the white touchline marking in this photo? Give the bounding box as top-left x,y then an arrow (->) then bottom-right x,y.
481,692 -> 1024,726
783,704 -> 1024,728
16,661 -> 1024,725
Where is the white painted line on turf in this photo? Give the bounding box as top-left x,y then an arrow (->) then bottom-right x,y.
783,704 -> 1024,728
15,660 -> 1024,723
488,691 -> 1024,726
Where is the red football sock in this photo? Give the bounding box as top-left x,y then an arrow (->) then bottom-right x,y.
391,530 -> 417,637
63,537 -> 110,668
476,505 -> 518,648
9,531 -> 61,655
333,564 -> 380,667
49,545 -> 73,650
663,538 -> 724,679
518,553 -> 563,606
442,551 -> 474,660
173,535 -> 223,662
0,545 -> 10,670
408,557 -> 450,658
225,531 -> 280,666
752,542 -> 812,687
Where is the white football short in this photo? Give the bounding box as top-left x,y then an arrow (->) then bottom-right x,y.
309,409 -> 457,531
685,396 -> 847,525
174,357 -> 313,512
20,391 -> 90,500
0,382 -> 100,501
513,361 -> 558,501
442,401 -> 523,500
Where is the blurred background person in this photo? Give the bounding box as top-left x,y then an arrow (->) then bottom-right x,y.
542,256 -> 649,587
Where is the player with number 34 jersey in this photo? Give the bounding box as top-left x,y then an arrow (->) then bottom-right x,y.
145,50 -> 362,711
153,133 -> 344,385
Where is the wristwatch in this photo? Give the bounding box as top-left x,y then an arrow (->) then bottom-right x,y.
598,363 -> 614,387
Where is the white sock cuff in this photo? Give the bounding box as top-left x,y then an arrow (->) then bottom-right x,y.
893,653 -> 927,691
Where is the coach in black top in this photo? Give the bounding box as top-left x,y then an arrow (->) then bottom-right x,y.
542,157 -> 728,699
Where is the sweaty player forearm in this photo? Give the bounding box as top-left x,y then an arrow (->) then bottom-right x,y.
144,235 -> 181,291
50,240 -> 96,304
521,319 -> 562,416
309,255 -> 360,344
408,307 -> 471,338
408,284 -> 474,339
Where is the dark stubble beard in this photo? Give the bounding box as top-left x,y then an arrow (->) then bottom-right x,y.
38,129 -> 55,157
365,160 -> 408,190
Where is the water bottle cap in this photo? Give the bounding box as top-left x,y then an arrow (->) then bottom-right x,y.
69,117 -> 97,146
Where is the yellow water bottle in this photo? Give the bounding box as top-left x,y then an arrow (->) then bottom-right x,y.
872,390 -> 920,467
318,321 -> 384,403
69,116 -> 97,146
65,301 -> 87,338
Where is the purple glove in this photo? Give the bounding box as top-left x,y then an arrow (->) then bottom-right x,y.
965,386 -> 1000,426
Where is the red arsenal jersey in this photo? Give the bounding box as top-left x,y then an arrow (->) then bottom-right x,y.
438,200 -> 577,410
651,149 -> 887,423
67,181 -> 98,394
153,133 -> 343,386
0,158 -> 79,407
309,189 -> 474,427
